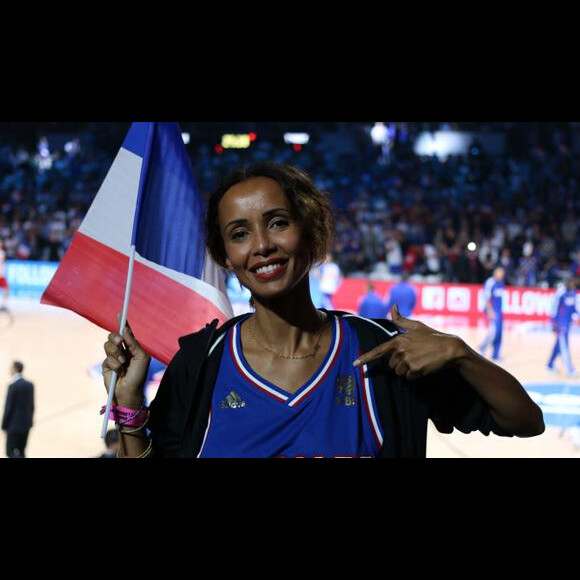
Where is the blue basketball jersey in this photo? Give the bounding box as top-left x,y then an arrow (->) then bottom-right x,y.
483,277 -> 505,315
358,291 -> 388,319
551,287 -> 579,329
198,313 -> 384,458
385,282 -> 417,318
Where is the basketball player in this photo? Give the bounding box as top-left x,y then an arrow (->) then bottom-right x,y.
313,252 -> 342,309
479,267 -> 506,361
547,277 -> 579,378
384,272 -> 417,318
358,282 -> 388,319
102,163 -> 544,458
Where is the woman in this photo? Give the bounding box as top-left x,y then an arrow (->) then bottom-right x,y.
102,162 -> 544,458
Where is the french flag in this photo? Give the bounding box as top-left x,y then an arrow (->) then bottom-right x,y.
41,122 -> 233,365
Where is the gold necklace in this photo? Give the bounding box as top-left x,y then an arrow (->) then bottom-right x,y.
248,313 -> 327,361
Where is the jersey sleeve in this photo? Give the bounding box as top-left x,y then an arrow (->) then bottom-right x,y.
412,368 -> 513,437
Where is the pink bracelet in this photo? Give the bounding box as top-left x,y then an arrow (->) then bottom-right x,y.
100,405 -> 149,427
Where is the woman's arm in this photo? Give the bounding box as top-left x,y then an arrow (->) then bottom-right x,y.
103,314 -> 152,457
354,305 -> 545,437
448,342 -> 544,437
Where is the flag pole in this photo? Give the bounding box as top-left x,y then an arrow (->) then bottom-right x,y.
101,244 -> 137,438
100,122 -> 156,439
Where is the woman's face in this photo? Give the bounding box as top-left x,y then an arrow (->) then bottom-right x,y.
218,176 -> 311,301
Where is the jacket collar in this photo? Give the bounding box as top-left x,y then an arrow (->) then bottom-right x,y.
10,373 -> 22,385
203,309 -> 350,352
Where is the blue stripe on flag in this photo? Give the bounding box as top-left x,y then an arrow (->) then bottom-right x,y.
122,122 -> 153,158
131,122 -> 206,279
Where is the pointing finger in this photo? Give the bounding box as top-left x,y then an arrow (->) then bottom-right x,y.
353,339 -> 398,367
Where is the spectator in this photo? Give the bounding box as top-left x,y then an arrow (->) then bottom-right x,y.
570,250 -> 580,278
561,214 -> 577,256
0,122 -> 578,289
496,248 -> 515,285
516,242 -> 538,287
421,243 -> 441,277
385,233 -> 404,276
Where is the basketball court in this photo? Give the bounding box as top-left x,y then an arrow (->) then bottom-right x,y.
0,298 -> 578,458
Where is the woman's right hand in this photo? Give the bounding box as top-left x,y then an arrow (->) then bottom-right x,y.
102,313 -> 151,409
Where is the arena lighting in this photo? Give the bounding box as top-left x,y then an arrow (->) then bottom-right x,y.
414,131 -> 474,160
370,122 -> 388,145
37,137 -> 52,171
284,132 -> 310,145
64,140 -> 81,155
38,136 -> 50,158
221,134 -> 252,149
182,132 -> 191,145
467,242 -> 477,252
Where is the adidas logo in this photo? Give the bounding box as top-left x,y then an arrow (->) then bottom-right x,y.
220,391 -> 247,410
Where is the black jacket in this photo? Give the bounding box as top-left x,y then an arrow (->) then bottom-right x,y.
2,378 -> 34,433
149,311 -> 512,458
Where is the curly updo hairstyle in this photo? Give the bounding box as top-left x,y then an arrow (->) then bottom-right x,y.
206,162 -> 335,269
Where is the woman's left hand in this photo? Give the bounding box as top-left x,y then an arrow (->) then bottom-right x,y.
353,305 -> 466,381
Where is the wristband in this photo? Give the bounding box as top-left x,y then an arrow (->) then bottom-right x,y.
100,405 -> 149,427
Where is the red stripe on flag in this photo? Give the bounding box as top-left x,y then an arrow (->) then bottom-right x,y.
41,232 -> 230,365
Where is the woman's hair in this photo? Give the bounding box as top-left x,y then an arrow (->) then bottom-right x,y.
206,162 -> 335,268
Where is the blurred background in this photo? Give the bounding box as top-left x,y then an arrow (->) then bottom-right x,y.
0,121 -> 579,457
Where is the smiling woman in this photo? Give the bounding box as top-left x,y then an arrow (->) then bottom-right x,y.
206,163 -> 334,272
218,177 -> 311,303
102,162 -> 545,458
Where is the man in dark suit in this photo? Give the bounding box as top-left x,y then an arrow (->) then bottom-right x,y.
2,361 -> 34,458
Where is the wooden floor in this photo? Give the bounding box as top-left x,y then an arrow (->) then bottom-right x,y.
0,300 -> 578,458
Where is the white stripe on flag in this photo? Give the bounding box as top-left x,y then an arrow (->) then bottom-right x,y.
79,148 -> 141,252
